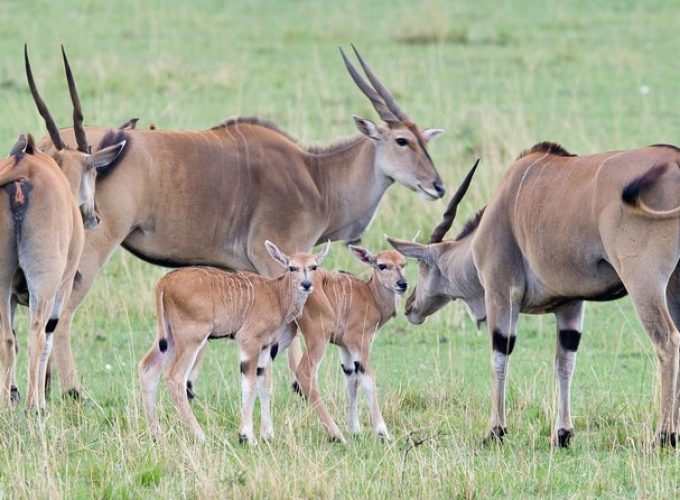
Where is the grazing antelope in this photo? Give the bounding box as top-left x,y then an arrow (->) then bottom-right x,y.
31,46 -> 445,400
389,145 -> 680,448
292,246 -> 407,442
0,134 -> 84,410
138,241 -> 330,443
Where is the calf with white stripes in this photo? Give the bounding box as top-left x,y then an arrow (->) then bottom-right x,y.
138,240 -> 329,443
293,246 -> 407,442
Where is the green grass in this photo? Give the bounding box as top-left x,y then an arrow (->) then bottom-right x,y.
1,0 -> 680,497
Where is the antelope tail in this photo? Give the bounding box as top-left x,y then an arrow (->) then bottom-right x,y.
622,164 -> 680,219
155,289 -> 171,353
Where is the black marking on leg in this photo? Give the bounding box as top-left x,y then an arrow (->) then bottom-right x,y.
483,426 -> 507,446
240,362 -> 248,375
558,329 -> 581,352
492,330 -> 516,355
341,364 -> 354,376
45,318 -> 58,334
354,361 -> 365,374
186,380 -> 195,401
74,270 -> 83,283
10,386 -> 19,403
270,343 -> 279,361
64,388 -> 81,400
256,367 -> 265,377
12,329 -> 18,354
45,366 -> 52,397
557,428 -> 574,448
158,338 -> 168,352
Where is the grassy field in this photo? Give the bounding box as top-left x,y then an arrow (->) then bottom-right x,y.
1,0 -> 680,497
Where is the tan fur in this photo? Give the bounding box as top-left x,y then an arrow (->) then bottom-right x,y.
0,138 -> 84,411
138,242 -> 328,443
389,145 -> 680,447
38,51 -> 445,400
293,248 -> 407,442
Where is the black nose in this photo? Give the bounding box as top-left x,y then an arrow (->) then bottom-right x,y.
433,180 -> 445,198
397,279 -> 408,290
301,280 -> 312,291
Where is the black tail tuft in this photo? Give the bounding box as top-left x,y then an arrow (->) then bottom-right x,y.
622,164 -> 668,206
158,338 -> 168,352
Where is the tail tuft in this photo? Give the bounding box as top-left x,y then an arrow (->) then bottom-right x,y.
622,164 -> 668,206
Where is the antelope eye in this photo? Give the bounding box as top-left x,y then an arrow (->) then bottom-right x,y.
288,266 -> 299,272
395,138 -> 408,147
377,264 -> 388,270
310,265 -> 318,271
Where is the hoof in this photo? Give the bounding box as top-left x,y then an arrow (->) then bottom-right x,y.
483,426 -> 507,446
291,381 -> 304,398
328,434 -> 346,444
555,428 -> 574,448
9,386 -> 19,405
238,433 -> 254,445
63,388 -> 82,400
659,431 -> 678,448
261,432 -> 274,442
186,381 -> 196,401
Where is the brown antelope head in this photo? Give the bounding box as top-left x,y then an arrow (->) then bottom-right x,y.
387,159 -> 480,324
265,240 -> 330,294
24,45 -> 126,230
349,246 -> 408,294
340,46 -> 445,200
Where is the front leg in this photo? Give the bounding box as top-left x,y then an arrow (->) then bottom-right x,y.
256,345 -> 274,440
238,346 -> 260,444
552,301 -> 584,448
483,289 -> 521,445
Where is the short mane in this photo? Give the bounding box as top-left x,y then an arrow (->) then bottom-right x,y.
649,143 -> 680,153
455,207 -> 485,241
517,141 -> 575,160
212,115 -> 366,156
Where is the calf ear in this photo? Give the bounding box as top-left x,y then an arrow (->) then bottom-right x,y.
315,240 -> 331,264
385,237 -> 432,263
348,245 -> 374,265
265,240 -> 289,267
92,140 -> 127,172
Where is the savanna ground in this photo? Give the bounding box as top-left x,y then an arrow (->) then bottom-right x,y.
1,0 -> 680,497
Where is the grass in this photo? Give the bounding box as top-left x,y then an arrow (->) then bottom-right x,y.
1,0 -> 680,496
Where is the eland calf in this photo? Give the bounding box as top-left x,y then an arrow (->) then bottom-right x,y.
389,145 -> 680,448
138,241 -> 329,443
0,135 -> 84,410
293,246 -> 407,442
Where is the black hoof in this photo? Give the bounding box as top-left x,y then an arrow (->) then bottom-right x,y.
186,381 -> 195,401
483,426 -> 507,446
659,431 -> 678,448
291,381 -> 303,397
557,428 -> 574,448
9,386 -> 19,404
328,435 -> 344,444
237,433 -> 250,445
63,388 -> 82,401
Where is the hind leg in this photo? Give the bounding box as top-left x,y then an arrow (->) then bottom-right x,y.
665,270 -> 680,430
139,338 -> 172,437
25,292 -> 56,411
0,287 -> 17,406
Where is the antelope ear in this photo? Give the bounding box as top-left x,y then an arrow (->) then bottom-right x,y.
8,134 -> 34,157
348,245 -> 374,265
315,240 -> 331,264
385,237 -> 433,263
265,240 -> 289,267
422,128 -> 444,142
353,116 -> 382,141
93,140 -> 127,172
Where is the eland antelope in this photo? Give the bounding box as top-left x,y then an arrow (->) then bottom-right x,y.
389,144 -> 680,447
138,241 -> 329,443
31,47 -> 445,400
292,246 -> 407,442
0,134 -> 84,410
